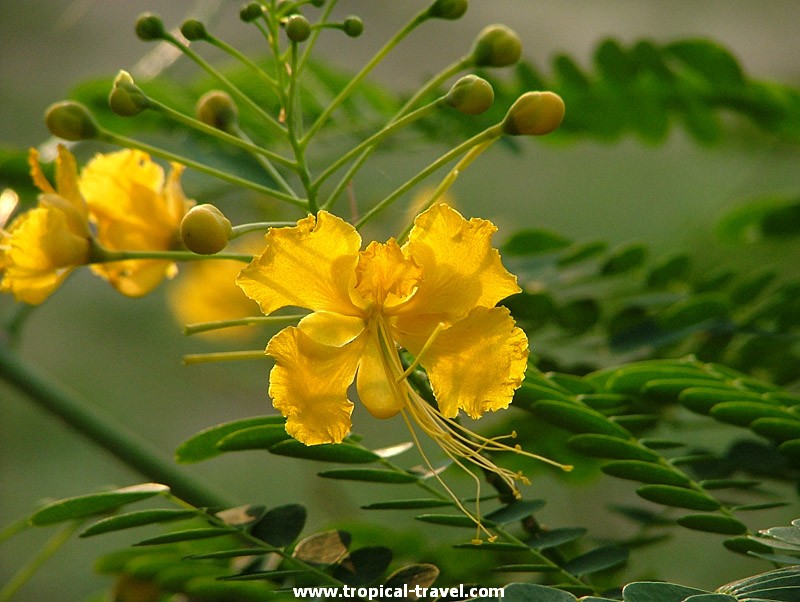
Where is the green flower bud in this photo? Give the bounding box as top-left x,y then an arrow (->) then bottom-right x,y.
239,2 -> 264,22
310,0 -> 326,6
181,204 -> 233,255
502,91 -> 565,136
45,101 -> 100,141
428,0 -> 468,20
445,75 -> 494,115
276,1 -> 299,16
342,16 -> 364,38
196,90 -> 239,131
180,19 -> 208,41
471,24 -> 522,68
285,14 -> 311,42
109,70 -> 150,117
135,13 -> 166,41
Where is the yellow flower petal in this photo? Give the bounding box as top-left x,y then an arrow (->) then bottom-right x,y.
28,148 -> 55,195
410,306 -> 528,419
238,211 -> 364,316
54,145 -> 86,217
298,311 -> 365,347
355,325 -> 407,419
401,204 -> 520,320
267,326 -> 365,445
355,239 -> 421,310
92,259 -> 177,298
1,207 -> 89,304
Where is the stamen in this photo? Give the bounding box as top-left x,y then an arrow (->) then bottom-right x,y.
395,321 -> 446,383
182,350 -> 266,365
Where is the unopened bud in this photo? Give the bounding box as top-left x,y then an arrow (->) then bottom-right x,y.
428,0 -> 468,20
342,16 -> 364,38
180,19 -> 208,41
181,204 -> 232,255
196,91 -> 239,131
472,24 -> 522,67
445,75 -> 494,115
310,0 -> 326,6
240,2 -> 264,22
45,101 -> 99,141
502,91 -> 565,136
285,15 -> 311,42
109,70 -> 150,117
135,13 -> 166,41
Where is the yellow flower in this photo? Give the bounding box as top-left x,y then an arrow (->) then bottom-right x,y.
168,242 -> 261,339
238,204 -> 564,536
79,150 -> 194,297
0,147 -> 92,304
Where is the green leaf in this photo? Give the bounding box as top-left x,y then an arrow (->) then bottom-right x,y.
731,502 -> 789,512
452,541 -> 530,552
80,509 -> 197,538
679,387 -> 765,415
317,468 -> 418,483
623,581 -> 708,602
531,400 -> 631,438
384,564 -> 440,594
134,528 -> 232,546
527,527 -> 587,549
658,294 -> 729,333
564,545 -> 628,576
218,568 -> 309,581
779,440 -> 800,464
484,500 -> 546,524
415,514 -> 491,529
602,461 -> 691,487
567,434 -> 659,461
175,416 -> 285,463
292,530 -> 351,565
636,485 -> 720,511
677,514 -> 747,535
504,229 -> 572,256
716,196 -> 800,244
557,241 -> 608,266
609,505 -> 674,527
601,363 -> 718,394
334,546 -> 393,586
762,527 -> 800,547
666,40 -> 745,86
269,439 -> 379,464
502,583 -> 578,602
699,479 -> 760,490
250,504 -> 306,547
640,438 -> 686,450
709,402 -> 796,427
723,536 -> 773,556
556,298 -> 601,334
184,549 -> 270,560
216,425 -> 291,452
577,393 -> 632,410
683,595 -> 737,602
361,499 -> 452,510
751,418 -> 800,443
546,373 -> 597,395
601,243 -> 647,275
646,254 -> 692,288
30,484 -> 169,526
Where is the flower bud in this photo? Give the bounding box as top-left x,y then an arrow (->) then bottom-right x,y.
180,19 -> 208,41
180,204 -> 232,255
428,0 -> 468,20
285,14 -> 311,42
342,16 -> 364,38
135,13 -> 166,41
240,2 -> 264,22
45,101 -> 99,141
109,70 -> 150,117
502,91 -> 565,136
471,24 -> 522,68
196,90 -> 239,131
445,75 -> 494,115
310,0 -> 326,6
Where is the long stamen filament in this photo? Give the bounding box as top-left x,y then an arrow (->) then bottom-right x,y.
396,322 -> 446,383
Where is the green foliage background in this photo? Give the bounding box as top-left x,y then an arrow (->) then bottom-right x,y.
2,1 -> 800,600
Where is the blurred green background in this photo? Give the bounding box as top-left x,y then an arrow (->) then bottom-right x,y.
2,1 -> 800,599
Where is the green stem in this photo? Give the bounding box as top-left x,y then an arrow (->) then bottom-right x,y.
100,130 -> 307,209
162,32 -> 286,138
231,221 -> 296,237
147,97 -> 295,169
227,124 -> 300,199
203,32 -> 278,91
183,350 -> 268,365
301,9 -> 430,145
355,125 -> 503,228
183,314 -> 305,336
0,522 -> 81,602
0,346 -> 232,508
286,42 -> 317,211
315,98 -> 445,195
397,56 -> 472,117
92,248 -> 253,264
